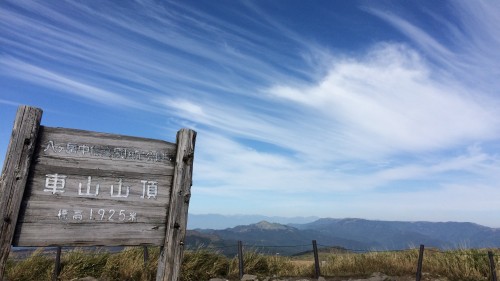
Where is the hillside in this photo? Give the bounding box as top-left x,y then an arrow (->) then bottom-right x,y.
296,218 -> 500,249
189,221 -> 368,255
186,218 -> 500,255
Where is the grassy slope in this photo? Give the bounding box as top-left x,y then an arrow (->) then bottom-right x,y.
5,247 -> 500,281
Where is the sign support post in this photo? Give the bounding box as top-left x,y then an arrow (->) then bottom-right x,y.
156,128 -> 196,281
0,106 -> 43,279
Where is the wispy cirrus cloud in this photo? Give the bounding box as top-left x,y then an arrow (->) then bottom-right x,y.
1,57 -> 142,109
2,0 -> 500,225
0,0 -> 318,106
157,1 -> 500,222
366,1 -> 500,95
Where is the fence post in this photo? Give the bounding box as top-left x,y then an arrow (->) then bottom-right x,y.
312,240 -> 321,279
142,246 -> 150,280
52,246 -> 62,281
488,251 -> 498,281
238,241 -> 244,279
143,246 -> 149,266
416,244 -> 424,281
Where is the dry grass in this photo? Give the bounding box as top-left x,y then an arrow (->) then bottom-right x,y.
322,250 -> 420,278
227,251 -> 313,279
4,247 -> 500,280
320,248 -> 500,280
6,249 -> 53,281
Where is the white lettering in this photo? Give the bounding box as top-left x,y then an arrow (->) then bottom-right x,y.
141,180 -> 158,199
44,174 -> 67,194
129,211 -> 137,222
78,176 -> 100,196
108,209 -> 115,221
57,209 -> 68,220
119,210 -> 126,221
73,210 -> 83,220
110,179 -> 130,198
57,208 -> 138,222
98,209 -> 105,220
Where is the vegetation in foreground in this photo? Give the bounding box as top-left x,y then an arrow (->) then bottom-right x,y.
5,247 -> 499,281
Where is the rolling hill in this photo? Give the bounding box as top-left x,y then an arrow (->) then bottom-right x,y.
186,217 -> 500,255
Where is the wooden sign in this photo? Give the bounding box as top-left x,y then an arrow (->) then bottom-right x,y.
0,105 -> 196,281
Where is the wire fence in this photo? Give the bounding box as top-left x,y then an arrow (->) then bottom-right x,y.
40,241 -> 499,281
188,241 -> 500,256
186,241 -> 499,281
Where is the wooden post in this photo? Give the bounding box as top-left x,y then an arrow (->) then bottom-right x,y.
489,251 -> 498,281
312,240 -> 321,279
156,129 -> 196,281
143,245 -> 149,266
0,106 -> 42,279
143,246 -> 150,280
416,244 -> 424,281
53,246 -> 62,281
238,240 -> 244,279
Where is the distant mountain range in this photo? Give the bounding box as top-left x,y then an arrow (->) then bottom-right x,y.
186,216 -> 500,256
187,214 -> 319,229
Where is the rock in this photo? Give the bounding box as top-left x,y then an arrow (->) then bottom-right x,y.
347,272 -> 391,281
209,278 -> 229,281
241,274 -> 259,280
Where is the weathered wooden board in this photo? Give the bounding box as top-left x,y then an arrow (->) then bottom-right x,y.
13,126 -> 177,246
1,106 -> 196,281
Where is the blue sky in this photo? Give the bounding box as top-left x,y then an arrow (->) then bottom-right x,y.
1,1 -> 500,227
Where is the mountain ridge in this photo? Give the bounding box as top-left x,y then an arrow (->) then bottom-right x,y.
186,216 -> 500,255
188,214 -> 320,229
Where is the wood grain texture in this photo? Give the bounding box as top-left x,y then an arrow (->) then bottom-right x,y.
14,126 -> 177,247
156,128 -> 196,281
0,106 -> 43,279
1,106 -> 196,281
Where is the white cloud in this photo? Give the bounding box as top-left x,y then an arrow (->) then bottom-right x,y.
268,43 -> 500,159
166,42 -> 499,164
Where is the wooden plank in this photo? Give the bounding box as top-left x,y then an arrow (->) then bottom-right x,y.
35,126 -> 176,175
14,126 -> 177,246
0,106 -> 43,279
14,222 -> 166,246
156,128 -> 196,281
39,126 -> 176,163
